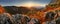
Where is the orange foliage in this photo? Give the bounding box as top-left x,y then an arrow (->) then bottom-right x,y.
28,6 -> 60,24
0,6 -> 5,14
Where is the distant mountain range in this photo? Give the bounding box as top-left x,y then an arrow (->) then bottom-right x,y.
1,6 -> 45,14
3,6 -> 31,14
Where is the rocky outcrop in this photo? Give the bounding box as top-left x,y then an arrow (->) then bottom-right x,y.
49,0 -> 60,8
0,13 -> 41,24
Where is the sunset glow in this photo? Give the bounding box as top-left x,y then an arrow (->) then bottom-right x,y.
18,2 -> 46,7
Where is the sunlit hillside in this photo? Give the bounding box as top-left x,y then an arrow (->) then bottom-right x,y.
0,0 -> 60,24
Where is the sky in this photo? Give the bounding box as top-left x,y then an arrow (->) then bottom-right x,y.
0,0 -> 51,6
